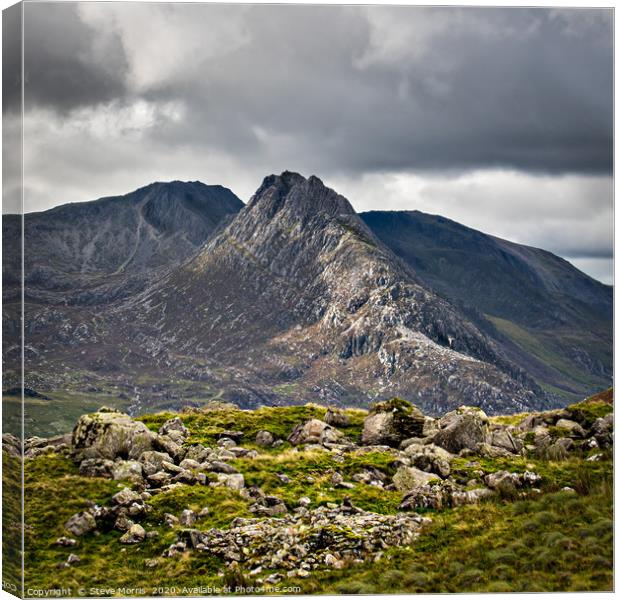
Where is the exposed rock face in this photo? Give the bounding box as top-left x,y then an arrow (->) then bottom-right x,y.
361,399 -> 425,447
361,210 -> 612,402
72,408 -> 157,461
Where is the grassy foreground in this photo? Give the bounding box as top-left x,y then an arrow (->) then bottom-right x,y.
10,397 -> 614,595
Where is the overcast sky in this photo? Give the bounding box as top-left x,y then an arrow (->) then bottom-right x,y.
3,3 -> 613,283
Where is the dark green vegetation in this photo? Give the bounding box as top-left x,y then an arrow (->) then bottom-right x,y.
19,399 -> 613,596
362,210 -> 612,402
3,452 -> 22,593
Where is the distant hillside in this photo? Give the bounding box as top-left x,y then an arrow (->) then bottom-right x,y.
2,180 -> 243,298
362,210 -> 612,402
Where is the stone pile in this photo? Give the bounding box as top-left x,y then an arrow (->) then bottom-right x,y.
177,500 -> 431,580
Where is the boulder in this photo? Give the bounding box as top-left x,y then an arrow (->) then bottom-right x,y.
112,488 -> 143,507
399,482 -> 451,510
179,458 -> 201,470
361,398 -> 425,447
65,512 -> 96,537
184,444 -> 213,463
72,409 -> 156,461
592,413 -> 613,447
255,431 -> 275,447
555,419 -> 587,438
216,431 -> 244,443
392,466 -> 437,493
147,471 -> 171,487
403,443 -> 453,478
451,488 -> 495,506
139,451 -> 174,476
119,524 -> 146,544
324,408 -> 351,428
490,429 -> 523,454
288,419 -> 343,446
79,458 -> 115,478
433,408 -> 488,454
212,473 -> 245,490
484,470 -> 522,494
158,418 -> 189,443
179,509 -> 197,527
112,460 -> 144,483
154,436 -> 186,462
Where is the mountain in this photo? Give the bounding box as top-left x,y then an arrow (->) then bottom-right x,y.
361,210 -> 612,402
3,173 -> 611,435
2,180 -> 243,301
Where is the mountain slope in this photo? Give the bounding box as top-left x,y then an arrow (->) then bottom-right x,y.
101,172 -> 544,415
2,181 -> 243,299
361,210 -> 612,401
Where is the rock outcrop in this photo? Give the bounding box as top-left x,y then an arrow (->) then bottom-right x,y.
361,398 -> 425,447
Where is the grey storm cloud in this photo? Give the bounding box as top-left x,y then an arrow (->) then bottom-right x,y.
16,2 -> 128,114
4,3 -> 614,283
17,4 -> 613,174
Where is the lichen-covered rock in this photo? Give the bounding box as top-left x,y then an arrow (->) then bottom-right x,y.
555,419 -> 587,438
324,408 -> 351,427
211,473 -> 245,490
592,413 -> 613,447
158,417 -> 189,442
451,487 -> 495,506
255,430 -> 275,446
139,450 -> 174,476
392,465 -> 437,493
112,488 -> 143,507
79,458 -> 115,478
72,408 -> 156,461
65,512 -> 97,537
361,398 -> 425,447
490,429 -> 523,454
288,419 -> 343,446
180,502 -> 429,573
119,523 -> 146,544
112,460 -> 144,483
179,509 -> 197,527
403,443 -> 453,477
432,408 -> 488,453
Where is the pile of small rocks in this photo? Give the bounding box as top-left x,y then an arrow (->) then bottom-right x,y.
176,500 -> 430,580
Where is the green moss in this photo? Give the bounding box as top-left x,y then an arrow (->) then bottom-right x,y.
567,399 -> 613,428
370,397 -> 415,415
138,404 -> 367,448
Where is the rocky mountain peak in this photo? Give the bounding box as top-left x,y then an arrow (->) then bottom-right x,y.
247,171 -> 356,220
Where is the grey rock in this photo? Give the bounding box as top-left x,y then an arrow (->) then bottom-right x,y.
361,401 -> 425,447
112,460 -> 144,483
433,409 -> 488,454
324,408 -> 350,428
392,466 -> 437,493
119,524 -> 146,544
288,419 -> 343,446
112,488 -> 143,507
255,431 -> 275,447
79,458 -> 115,478
72,409 -> 156,461
179,509 -> 197,527
65,512 -> 97,537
